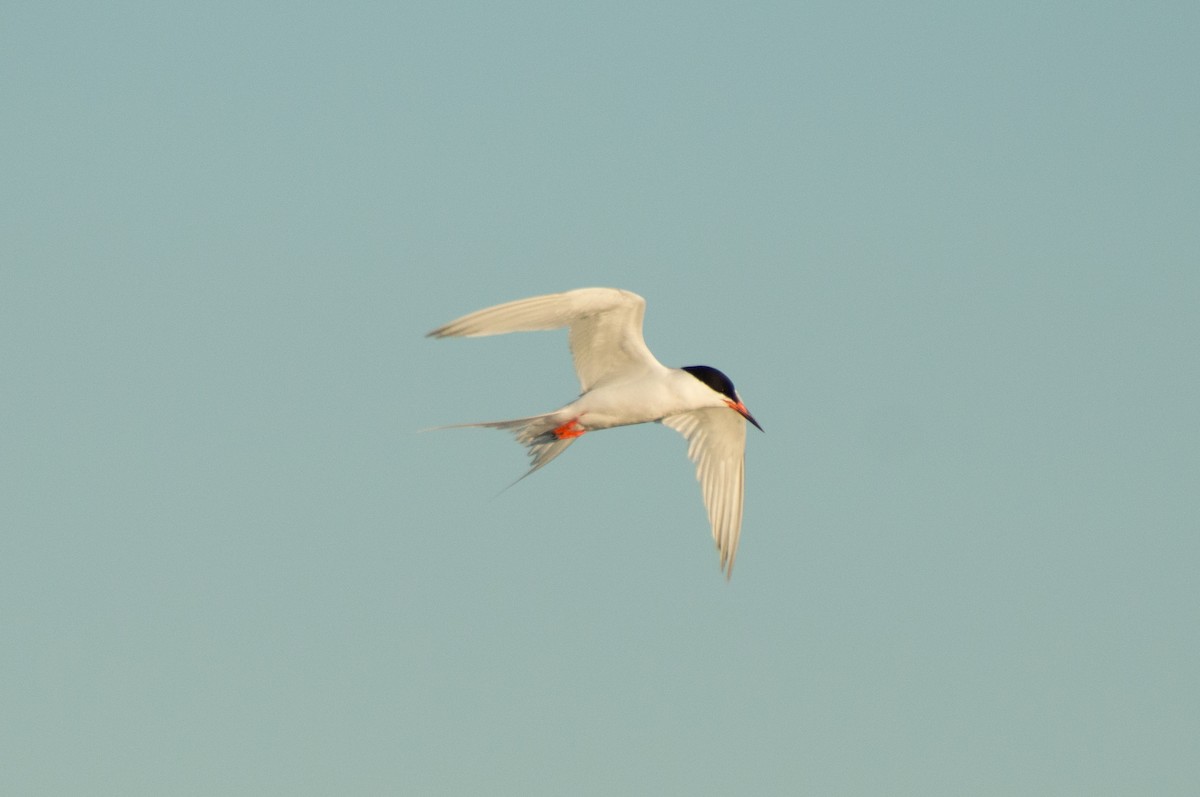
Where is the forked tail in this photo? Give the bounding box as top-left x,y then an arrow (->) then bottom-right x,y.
433,412 -> 577,485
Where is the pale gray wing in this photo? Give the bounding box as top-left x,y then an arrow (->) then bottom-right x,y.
427,287 -> 661,391
662,407 -> 748,579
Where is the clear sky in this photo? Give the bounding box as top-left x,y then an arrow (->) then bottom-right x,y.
3,2 -> 1198,794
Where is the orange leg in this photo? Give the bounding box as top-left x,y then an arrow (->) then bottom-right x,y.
552,418 -> 586,439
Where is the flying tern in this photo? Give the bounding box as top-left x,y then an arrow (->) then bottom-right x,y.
427,287 -> 762,578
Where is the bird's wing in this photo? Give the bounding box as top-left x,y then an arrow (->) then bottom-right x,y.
661,407 -> 748,579
426,288 -> 661,391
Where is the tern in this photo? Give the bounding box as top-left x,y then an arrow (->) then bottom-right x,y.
427,287 -> 762,578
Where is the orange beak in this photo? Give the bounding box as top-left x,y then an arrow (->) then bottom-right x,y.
726,399 -> 763,432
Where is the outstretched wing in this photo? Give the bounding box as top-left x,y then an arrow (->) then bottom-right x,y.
427,288 -> 662,391
662,408 -> 748,579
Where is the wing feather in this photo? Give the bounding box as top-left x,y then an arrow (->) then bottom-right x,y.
662,408 -> 748,579
427,288 -> 661,390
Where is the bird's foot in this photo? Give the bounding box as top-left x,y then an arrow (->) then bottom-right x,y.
552,418 -> 586,439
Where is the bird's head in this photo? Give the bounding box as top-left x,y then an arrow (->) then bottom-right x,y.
681,365 -> 763,431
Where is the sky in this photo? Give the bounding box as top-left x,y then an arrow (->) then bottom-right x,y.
2,2 -> 1198,794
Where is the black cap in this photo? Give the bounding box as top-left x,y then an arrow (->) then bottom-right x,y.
681,365 -> 739,401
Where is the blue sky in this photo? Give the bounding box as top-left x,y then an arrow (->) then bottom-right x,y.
3,3 -> 1198,794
